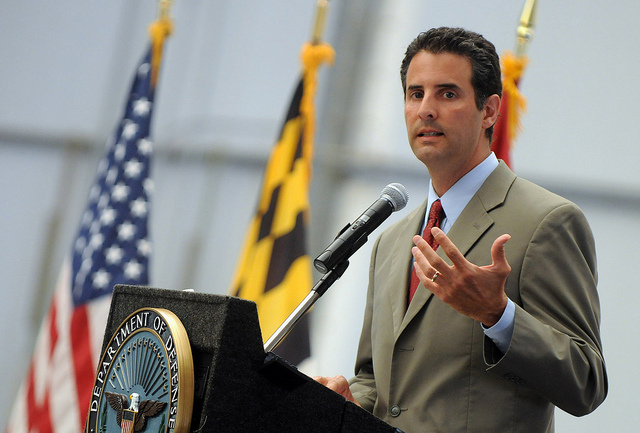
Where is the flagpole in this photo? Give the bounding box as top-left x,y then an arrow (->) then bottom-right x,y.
311,0 -> 329,43
148,1 -> 173,88
157,0 -> 174,20
493,0 -> 537,167
515,0 -> 537,58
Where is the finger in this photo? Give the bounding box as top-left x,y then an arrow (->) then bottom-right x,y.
326,376 -> 350,394
412,236 -> 431,263
412,234 -> 443,265
431,227 -> 467,266
313,376 -> 329,386
413,235 -> 452,282
490,234 -> 511,268
412,247 -> 442,290
411,254 -> 428,282
411,244 -> 427,271
417,264 -> 441,286
412,234 -> 430,251
411,250 -> 439,281
411,241 -> 439,273
415,261 -> 446,300
324,375 -> 360,405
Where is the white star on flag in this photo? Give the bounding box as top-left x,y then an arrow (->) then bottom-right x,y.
122,121 -> 139,140
111,183 -> 130,202
117,221 -> 136,241
138,138 -> 153,155
124,260 -> 143,280
106,166 -> 119,185
124,159 -> 143,178
100,207 -> 117,226
89,233 -> 104,249
130,197 -> 148,218
114,142 -> 127,161
92,269 -> 111,289
137,239 -> 152,257
105,245 -> 124,265
133,97 -> 151,117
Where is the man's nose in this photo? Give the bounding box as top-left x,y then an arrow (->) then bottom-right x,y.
418,94 -> 436,119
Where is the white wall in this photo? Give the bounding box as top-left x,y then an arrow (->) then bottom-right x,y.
1,1 -> 638,431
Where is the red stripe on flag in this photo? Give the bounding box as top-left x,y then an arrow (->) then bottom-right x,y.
48,302 -> 59,360
26,362 -> 53,433
24,301 -> 59,433
71,305 -> 96,430
492,88 -> 512,168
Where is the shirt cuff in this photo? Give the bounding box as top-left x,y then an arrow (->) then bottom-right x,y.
482,298 -> 515,354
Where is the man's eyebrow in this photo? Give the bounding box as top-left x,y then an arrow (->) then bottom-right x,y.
406,83 -> 462,92
435,83 -> 461,90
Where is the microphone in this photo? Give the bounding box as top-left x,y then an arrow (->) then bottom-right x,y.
314,183 -> 409,273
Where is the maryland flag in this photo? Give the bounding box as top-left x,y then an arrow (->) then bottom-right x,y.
230,41 -> 334,365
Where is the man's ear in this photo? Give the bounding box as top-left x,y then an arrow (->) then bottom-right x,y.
483,94 -> 501,130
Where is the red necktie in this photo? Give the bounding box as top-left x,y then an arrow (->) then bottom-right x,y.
408,199 -> 445,303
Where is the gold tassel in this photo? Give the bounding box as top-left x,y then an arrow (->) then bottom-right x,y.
148,17 -> 173,87
501,51 -> 528,142
299,42 -> 335,176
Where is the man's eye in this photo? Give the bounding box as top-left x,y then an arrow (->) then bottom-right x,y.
443,91 -> 456,99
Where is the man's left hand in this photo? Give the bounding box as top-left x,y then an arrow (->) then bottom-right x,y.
411,227 -> 511,327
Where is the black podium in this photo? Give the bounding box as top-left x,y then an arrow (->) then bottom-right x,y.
101,285 -> 401,433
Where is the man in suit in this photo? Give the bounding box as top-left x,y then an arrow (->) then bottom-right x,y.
315,27 -> 607,432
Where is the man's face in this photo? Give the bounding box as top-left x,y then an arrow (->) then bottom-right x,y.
404,51 -> 494,180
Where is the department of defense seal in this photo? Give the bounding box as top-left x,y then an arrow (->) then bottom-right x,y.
85,308 -> 194,433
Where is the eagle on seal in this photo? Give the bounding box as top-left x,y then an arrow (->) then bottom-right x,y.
105,392 -> 167,432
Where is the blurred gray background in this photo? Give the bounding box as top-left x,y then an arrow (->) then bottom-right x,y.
1,1 -> 638,431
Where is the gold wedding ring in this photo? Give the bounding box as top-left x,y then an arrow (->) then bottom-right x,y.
431,271 -> 440,282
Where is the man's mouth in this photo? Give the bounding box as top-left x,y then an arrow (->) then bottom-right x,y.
418,131 -> 443,137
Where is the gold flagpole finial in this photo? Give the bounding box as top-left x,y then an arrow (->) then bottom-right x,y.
157,0 -> 173,20
516,0 -> 537,58
311,0 -> 329,44
149,0 -> 174,87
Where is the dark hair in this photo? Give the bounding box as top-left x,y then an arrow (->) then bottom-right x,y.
400,27 -> 502,140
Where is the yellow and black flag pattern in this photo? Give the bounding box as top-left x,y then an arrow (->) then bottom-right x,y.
231,42 -> 334,365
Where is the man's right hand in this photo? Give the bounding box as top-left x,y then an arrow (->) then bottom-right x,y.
313,375 -> 361,406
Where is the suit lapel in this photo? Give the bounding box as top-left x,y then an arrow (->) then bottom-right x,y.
388,200 -> 427,338
447,162 -> 516,257
396,162 -> 517,338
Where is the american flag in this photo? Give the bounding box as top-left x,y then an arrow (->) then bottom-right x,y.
6,46 -> 158,433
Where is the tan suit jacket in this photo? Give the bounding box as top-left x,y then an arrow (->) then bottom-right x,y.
349,162 -> 607,433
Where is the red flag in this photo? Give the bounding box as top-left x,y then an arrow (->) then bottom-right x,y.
493,51 -> 528,168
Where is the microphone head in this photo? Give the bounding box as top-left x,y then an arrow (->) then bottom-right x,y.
381,183 -> 409,211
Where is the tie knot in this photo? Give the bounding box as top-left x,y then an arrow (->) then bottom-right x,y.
429,199 -> 444,223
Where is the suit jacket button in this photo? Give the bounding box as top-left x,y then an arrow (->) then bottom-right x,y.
390,405 -> 402,417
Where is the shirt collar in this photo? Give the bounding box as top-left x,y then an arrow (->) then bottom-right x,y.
426,152 -> 499,233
